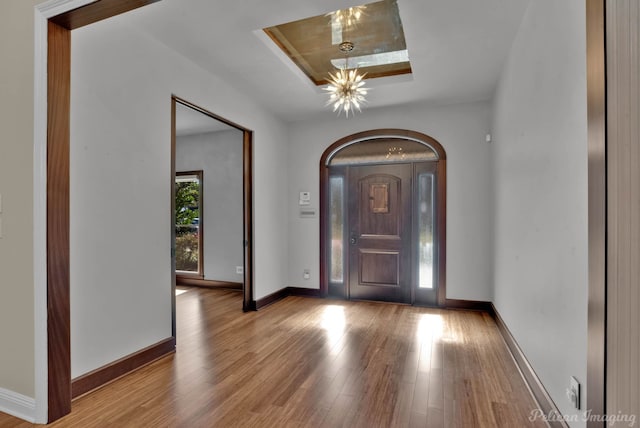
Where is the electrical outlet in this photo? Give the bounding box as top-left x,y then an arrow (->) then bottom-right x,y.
236,266 -> 244,275
566,376 -> 580,410
303,269 -> 310,280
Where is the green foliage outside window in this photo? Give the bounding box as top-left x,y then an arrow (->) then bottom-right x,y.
175,178 -> 200,272
175,181 -> 200,225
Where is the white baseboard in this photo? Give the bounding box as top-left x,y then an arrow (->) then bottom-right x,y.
0,387 -> 36,423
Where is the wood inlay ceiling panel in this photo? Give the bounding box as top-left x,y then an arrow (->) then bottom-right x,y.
264,0 -> 412,85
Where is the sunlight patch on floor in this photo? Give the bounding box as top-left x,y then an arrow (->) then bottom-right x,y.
321,305 -> 346,354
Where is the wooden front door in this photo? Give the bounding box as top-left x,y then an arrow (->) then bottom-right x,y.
348,164 -> 413,303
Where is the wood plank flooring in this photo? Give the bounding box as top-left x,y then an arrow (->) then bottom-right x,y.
0,288 -> 546,427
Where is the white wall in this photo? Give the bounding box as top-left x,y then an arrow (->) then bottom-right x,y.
70,14 -> 289,377
287,101 -> 493,301
0,0 -> 48,407
491,1 -> 588,425
176,130 -> 244,283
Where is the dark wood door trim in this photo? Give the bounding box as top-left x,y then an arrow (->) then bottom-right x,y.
45,0 -> 163,422
50,0 -> 160,30
47,20 -> 72,422
320,129 -> 447,306
171,96 -> 255,313
586,0 -> 607,422
242,130 -> 255,312
71,337 -> 176,399
435,160 -> 447,307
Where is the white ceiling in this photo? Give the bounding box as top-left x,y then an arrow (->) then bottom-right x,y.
175,102 -> 237,137
123,0 -> 531,123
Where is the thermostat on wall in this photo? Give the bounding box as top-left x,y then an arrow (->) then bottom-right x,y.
299,191 -> 311,206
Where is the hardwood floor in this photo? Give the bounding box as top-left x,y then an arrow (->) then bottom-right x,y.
0,288 -> 546,427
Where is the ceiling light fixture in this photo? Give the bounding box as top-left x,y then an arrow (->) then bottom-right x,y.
324,41 -> 368,117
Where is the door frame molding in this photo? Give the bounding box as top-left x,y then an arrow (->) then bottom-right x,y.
37,1 -> 163,421
586,0 -> 606,421
319,129 -> 447,306
171,95 -> 254,318
36,0 -> 162,422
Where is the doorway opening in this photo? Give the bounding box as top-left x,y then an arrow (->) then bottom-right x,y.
320,129 -> 446,306
171,96 -> 254,324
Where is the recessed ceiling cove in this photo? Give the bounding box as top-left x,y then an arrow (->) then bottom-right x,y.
263,0 -> 412,86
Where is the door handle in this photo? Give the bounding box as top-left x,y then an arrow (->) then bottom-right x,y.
350,235 -> 357,245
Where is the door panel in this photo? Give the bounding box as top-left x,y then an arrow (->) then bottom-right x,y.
359,250 -> 400,286
348,164 -> 412,303
359,176 -> 400,237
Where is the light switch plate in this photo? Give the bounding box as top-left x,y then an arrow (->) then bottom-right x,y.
567,376 -> 580,409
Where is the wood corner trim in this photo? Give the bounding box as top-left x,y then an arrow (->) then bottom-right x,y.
253,287 -> 322,310
176,277 -> 242,290
71,337 -> 175,400
444,298 -> 495,313
253,288 -> 289,310
287,287 -> 322,298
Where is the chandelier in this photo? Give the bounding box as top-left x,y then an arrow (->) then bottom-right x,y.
324,41 -> 368,117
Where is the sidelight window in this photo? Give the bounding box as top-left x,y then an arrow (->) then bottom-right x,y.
329,176 -> 345,283
418,173 -> 435,289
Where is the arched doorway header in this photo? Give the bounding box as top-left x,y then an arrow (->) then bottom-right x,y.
322,129 -> 447,166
